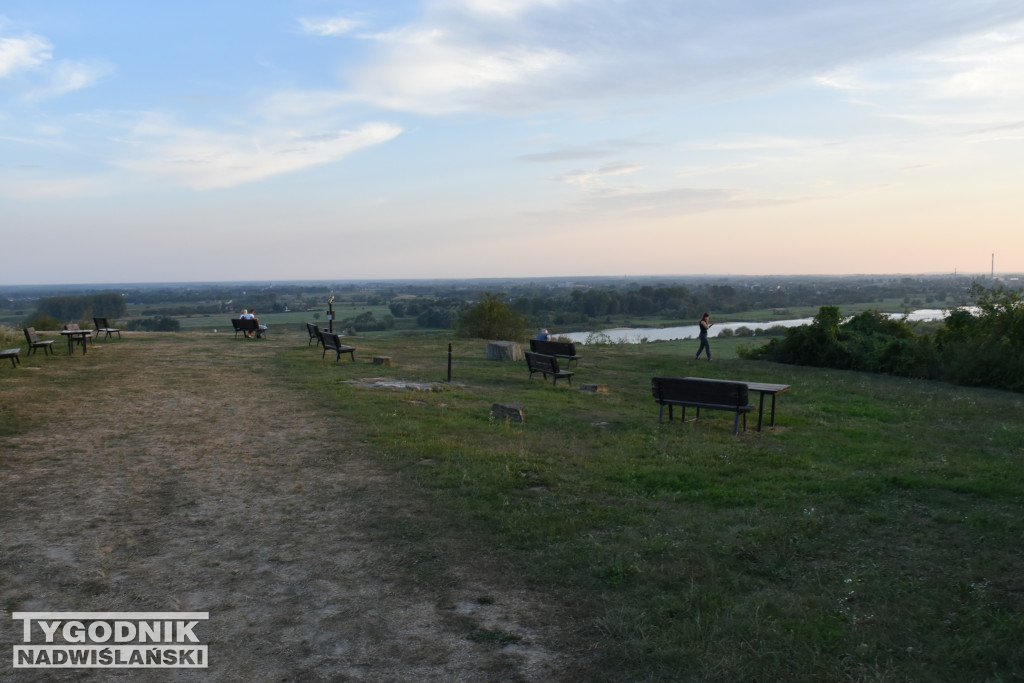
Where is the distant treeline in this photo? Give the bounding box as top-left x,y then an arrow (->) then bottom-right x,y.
390,278 -> 972,331
741,284 -> 1024,393
36,293 -> 127,321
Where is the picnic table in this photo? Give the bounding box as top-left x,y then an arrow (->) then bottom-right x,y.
685,377 -> 791,431
61,327 -> 92,355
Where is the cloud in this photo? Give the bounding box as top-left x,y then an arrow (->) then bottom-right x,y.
342,1 -> 1024,116
0,32 -> 51,77
299,16 -> 360,36
114,119 -> 402,190
23,59 -> 114,101
351,24 -> 570,114
576,185 -> 794,217
454,0 -> 573,18
518,147 -> 614,162
1,21 -> 110,99
554,161 -> 644,186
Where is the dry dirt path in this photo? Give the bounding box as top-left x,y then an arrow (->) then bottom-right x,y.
1,333 -> 584,681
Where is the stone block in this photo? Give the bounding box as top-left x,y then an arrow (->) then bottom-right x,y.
491,402 -> 525,423
486,341 -> 524,361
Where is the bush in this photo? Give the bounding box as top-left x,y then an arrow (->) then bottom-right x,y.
21,313 -> 60,331
456,293 -> 529,341
0,325 -> 19,346
417,306 -> 459,329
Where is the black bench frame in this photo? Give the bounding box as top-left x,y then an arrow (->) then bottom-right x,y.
525,351 -> 574,386
320,332 -> 356,362
93,317 -> 121,340
232,318 -> 266,338
651,376 -> 754,435
306,322 -> 322,347
529,338 -> 581,367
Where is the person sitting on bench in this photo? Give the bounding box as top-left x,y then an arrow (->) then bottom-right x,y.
239,308 -> 256,338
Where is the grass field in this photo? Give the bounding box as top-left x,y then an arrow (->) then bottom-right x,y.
2,325 -> 1022,681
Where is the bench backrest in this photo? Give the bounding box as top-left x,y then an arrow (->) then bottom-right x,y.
306,322 -> 320,337
24,327 -> 41,343
64,323 -> 81,331
529,338 -> 577,356
651,377 -> 749,408
94,317 -> 109,328
232,318 -> 259,331
525,351 -> 561,374
321,332 -> 341,350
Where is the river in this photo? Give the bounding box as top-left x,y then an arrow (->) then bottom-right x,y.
559,309 -> 948,345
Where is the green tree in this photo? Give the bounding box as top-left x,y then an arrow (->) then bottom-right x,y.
456,293 -> 529,340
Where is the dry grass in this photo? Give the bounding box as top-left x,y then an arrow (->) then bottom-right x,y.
0,330 -> 585,681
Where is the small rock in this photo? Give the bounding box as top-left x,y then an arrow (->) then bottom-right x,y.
491,402 -> 525,423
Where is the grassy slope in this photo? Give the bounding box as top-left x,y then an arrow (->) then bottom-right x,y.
2,325 -> 1021,681
280,328 -> 1024,682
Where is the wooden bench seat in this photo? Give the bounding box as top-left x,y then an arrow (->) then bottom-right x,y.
24,327 -> 54,356
321,332 -> 356,362
525,351 -> 574,386
231,318 -> 267,338
306,322 -> 322,347
651,376 -> 754,435
93,317 -> 121,340
0,348 -> 20,368
529,338 -> 581,367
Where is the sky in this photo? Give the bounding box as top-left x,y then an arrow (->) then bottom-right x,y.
2,0 -> 1024,285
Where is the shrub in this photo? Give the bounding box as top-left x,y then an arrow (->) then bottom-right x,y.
21,313 -> 61,331
456,293 -> 529,341
0,325 -> 19,346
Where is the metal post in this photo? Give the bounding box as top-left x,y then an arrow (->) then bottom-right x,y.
447,343 -> 452,382
327,294 -> 335,333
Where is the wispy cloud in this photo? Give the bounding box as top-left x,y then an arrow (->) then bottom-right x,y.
298,16 -> 360,36
114,118 -> 402,190
554,161 -> 643,186
351,23 -> 569,114
0,32 -> 51,77
23,59 -> 114,101
341,1 -> 1024,116
1,20 -> 110,100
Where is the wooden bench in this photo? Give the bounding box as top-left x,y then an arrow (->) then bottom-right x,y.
24,327 -> 55,356
231,318 -> 267,338
529,338 -> 581,367
306,322 -> 322,347
93,317 -> 121,340
0,348 -> 20,368
525,351 -> 574,386
321,332 -> 356,362
651,376 -> 754,435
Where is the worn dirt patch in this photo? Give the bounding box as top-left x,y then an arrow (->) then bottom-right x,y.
0,334 -> 586,681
